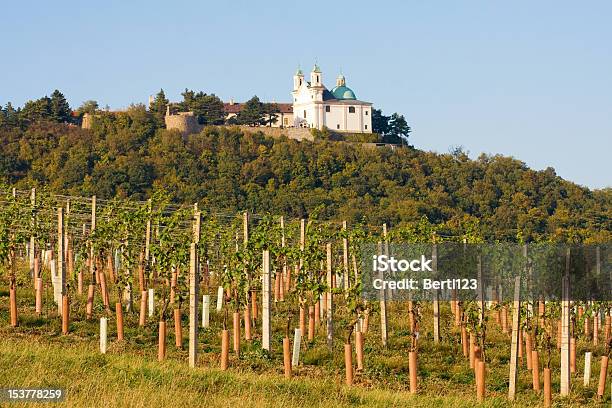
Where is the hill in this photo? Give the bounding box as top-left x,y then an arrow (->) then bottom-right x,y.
0,112 -> 610,242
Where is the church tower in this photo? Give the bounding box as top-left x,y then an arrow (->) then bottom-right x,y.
310,64 -> 322,87
293,68 -> 304,91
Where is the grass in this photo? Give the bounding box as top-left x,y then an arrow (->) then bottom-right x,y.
0,271 -> 610,407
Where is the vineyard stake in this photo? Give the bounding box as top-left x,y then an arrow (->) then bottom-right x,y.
262,249 -> 271,351
342,221 -> 349,291
189,243 -> 199,367
508,275 -> 521,401
139,291 -> 147,326
57,207 -> 65,316
377,241 -> 388,347
560,251 -> 571,396
326,243 -> 334,350
432,241 -> 440,344
29,188 -> 35,280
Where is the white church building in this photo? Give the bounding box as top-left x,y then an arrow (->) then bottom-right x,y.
292,65 -> 372,133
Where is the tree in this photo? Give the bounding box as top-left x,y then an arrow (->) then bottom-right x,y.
180,89 -> 225,125
235,96 -> 265,126
372,108 -> 390,135
49,90 -> 72,123
149,89 -> 169,128
263,102 -> 280,127
387,113 -> 411,145
20,97 -> 51,124
76,100 -> 99,115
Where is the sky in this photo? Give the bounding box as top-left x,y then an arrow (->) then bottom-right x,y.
2,1 -> 611,189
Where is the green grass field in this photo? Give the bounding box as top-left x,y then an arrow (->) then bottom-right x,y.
0,280 -> 609,407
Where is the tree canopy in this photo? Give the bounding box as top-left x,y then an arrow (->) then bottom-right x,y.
0,117 -> 609,243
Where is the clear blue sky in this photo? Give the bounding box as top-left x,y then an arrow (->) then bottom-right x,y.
2,1 -> 611,189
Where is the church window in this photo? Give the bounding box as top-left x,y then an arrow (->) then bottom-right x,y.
325,106 -> 330,112
337,124 -> 340,129
365,125 -> 368,130
365,110 -> 369,116
348,106 -> 355,113
303,110 -> 307,118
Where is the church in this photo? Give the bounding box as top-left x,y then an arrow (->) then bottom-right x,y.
292,65 -> 373,133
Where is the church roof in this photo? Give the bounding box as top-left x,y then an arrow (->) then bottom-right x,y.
331,85 -> 356,100
223,102 -> 293,114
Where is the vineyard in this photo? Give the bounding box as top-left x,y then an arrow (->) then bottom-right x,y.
0,186 -> 610,407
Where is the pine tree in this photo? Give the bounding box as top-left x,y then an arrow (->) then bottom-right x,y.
236,96 -> 265,126
388,113 -> 411,145
50,90 -> 72,123
150,89 -> 169,127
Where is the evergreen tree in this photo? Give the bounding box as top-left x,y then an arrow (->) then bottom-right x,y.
3,103 -> 19,127
388,113 -> 411,144
180,89 -> 226,125
235,96 -> 265,126
20,97 -> 51,123
50,90 -> 72,123
149,89 -> 169,127
263,102 -> 280,126
372,108 -> 390,135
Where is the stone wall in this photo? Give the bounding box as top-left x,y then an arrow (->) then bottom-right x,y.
232,126 -> 314,141
165,112 -> 204,135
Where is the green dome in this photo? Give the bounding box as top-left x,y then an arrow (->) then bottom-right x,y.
331,85 -> 356,100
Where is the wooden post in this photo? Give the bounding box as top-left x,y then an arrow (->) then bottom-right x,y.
29,188 -> 36,280
326,243 -> 334,350
560,248 -> 571,396
477,254 -> 484,323
378,241 -> 388,347
262,250 -> 271,351
193,211 -> 201,244
343,221 -> 349,291
57,207 -> 65,316
382,224 -> 392,300
189,243 -> 199,368
432,241 -> 440,343
89,196 -> 97,294
560,248 -> 570,396
508,276 -> 521,401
